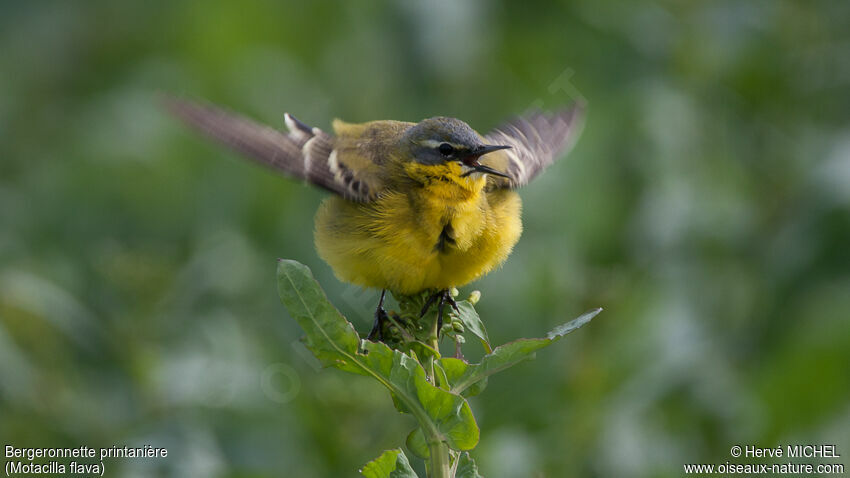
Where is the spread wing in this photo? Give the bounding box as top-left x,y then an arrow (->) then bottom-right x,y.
481,104 -> 584,189
162,96 -> 379,202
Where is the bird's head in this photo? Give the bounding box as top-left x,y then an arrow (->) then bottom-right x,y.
400,117 -> 511,189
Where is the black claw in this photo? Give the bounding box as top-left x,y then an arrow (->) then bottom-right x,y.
445,293 -> 459,313
420,289 -> 458,339
367,290 -> 388,341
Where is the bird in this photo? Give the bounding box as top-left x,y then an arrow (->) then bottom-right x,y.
163,96 -> 583,340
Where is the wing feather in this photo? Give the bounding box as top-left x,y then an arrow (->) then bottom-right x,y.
162,96 -> 374,202
482,104 -> 584,188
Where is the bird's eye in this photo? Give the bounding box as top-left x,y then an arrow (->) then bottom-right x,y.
438,143 -> 454,157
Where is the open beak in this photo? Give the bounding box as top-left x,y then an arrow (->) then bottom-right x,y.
459,144 -> 512,178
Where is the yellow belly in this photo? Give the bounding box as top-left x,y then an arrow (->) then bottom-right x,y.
313,189 -> 522,295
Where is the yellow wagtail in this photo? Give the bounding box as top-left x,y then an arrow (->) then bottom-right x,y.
164,97 -> 583,339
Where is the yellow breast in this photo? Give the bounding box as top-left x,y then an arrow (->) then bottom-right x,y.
313,179 -> 522,295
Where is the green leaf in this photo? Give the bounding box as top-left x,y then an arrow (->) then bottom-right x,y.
448,308 -> 602,396
432,360 -> 451,391
276,259 -> 365,376
277,260 -> 480,451
455,300 -> 492,353
360,341 -> 480,450
441,358 -> 488,397
440,358 -> 468,384
360,449 -> 419,478
406,428 -> 430,459
455,452 -> 482,478
407,340 -> 441,367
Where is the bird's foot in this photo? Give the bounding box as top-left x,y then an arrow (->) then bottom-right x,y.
420,289 -> 460,336
443,291 -> 459,313
419,290 -> 441,318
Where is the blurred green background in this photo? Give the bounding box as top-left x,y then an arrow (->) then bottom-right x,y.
1,0 -> 849,476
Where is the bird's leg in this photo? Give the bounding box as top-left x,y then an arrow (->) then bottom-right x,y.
420,290 -> 441,318
435,289 -> 462,337
443,289 -> 460,314
436,293 -> 446,336
367,289 -> 389,341
420,289 -> 460,317
420,289 -> 461,339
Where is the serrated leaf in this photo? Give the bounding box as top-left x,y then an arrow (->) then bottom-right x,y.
360,449 -> 419,478
448,308 -> 602,396
277,260 -> 479,451
455,452 -> 483,478
455,300 -> 492,353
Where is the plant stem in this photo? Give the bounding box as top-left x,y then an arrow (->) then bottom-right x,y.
424,305 -> 441,385
428,440 -> 451,478
424,307 -> 451,477
428,311 -> 440,354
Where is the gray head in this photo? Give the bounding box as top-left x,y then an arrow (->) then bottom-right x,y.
402,117 -> 512,176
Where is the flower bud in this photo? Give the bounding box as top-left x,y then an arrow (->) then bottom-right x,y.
468,290 -> 481,305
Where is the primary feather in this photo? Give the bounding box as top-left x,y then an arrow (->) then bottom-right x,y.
162,97 -> 371,201
482,106 -> 584,188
